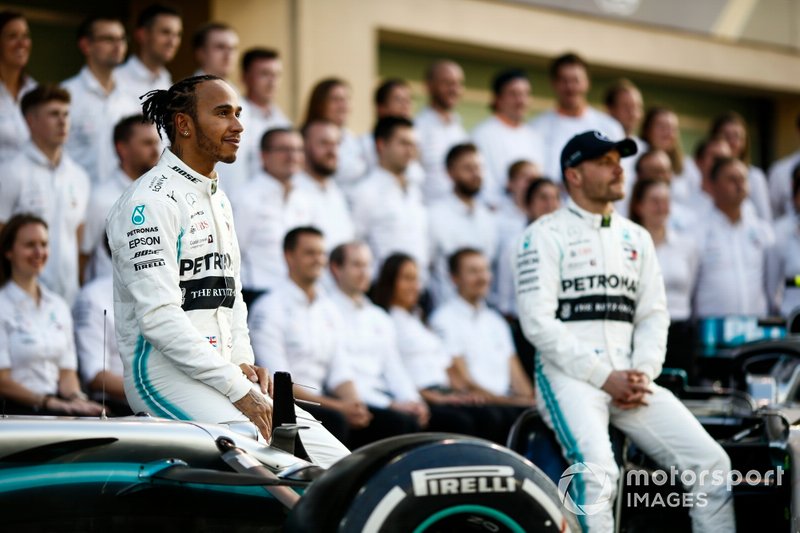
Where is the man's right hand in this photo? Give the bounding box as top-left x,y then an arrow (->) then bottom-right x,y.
601,370 -> 652,408
233,389 -> 273,440
339,399 -> 372,429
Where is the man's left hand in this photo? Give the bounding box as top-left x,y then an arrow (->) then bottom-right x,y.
239,364 -> 273,397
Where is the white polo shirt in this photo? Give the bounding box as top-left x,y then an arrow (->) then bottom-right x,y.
767,214 -> 800,317
656,230 -> 699,322
429,296 -> 515,397
693,207 -> 774,318
529,107 -> 625,183
767,150 -> 800,219
0,142 -> 90,305
240,98 -> 291,179
61,67 -> 140,184
248,280 -> 352,392
352,167 -> 429,277
0,281 -> 77,395
80,167 -> 134,281
330,289 -> 421,407
231,171 -> 313,291
114,55 -> 172,106
389,306 -> 451,390
414,106 -> 468,203
471,115 -> 545,207
428,193 -> 498,306
0,75 -> 36,164
332,128 -> 368,200
357,132 -> 425,187
73,275 -> 123,385
293,171 -> 355,251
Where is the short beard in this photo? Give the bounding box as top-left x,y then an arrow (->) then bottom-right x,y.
196,123 -> 236,164
455,182 -> 480,198
432,92 -> 452,111
309,159 -> 336,178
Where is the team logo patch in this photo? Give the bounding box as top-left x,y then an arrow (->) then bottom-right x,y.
207,336 -> 217,348
131,205 -> 146,226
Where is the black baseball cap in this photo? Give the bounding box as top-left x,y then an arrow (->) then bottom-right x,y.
560,130 -> 638,177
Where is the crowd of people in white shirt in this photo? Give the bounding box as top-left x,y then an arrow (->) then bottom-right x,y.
1,7 -> 799,445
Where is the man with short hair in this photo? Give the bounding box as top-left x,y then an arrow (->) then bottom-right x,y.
0,85 -> 89,305
192,23 -> 239,81
106,76 -> 348,467
514,130 -> 734,532
250,228 -> 408,448
294,120 -> 355,251
428,143 -> 497,305
231,128 -> 312,305
352,116 -> 428,278
62,15 -> 139,184
79,115 -> 161,282
530,53 -> 625,184
115,4 -> 182,102
694,157 -> 774,318
605,79 -> 646,215
239,48 -> 291,177
472,69 -> 544,207
768,113 -> 800,218
415,60 -> 469,202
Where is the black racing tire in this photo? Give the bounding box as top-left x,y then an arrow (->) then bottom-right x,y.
285,432 -> 579,533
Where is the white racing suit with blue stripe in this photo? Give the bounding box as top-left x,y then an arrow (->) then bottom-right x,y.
107,149 -> 348,468
514,200 -> 734,532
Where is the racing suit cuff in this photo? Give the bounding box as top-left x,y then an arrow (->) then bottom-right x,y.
587,362 -> 614,390
228,375 -> 254,403
636,364 -> 658,382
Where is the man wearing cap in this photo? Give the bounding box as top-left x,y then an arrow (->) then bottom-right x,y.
513,131 -> 734,532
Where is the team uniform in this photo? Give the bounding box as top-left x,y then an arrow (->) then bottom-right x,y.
0,281 -> 77,396
293,171 -> 355,252
61,67 -> 140,184
471,116 -> 545,207
0,142 -> 90,305
768,149 -> 800,219
332,128 -> 368,201
239,99 -> 291,179
747,165 -> 772,221
427,194 -> 498,306
230,171 -> 312,293
357,132 -> 425,187
0,75 -> 36,164
414,106 -> 468,203
114,55 -> 172,105
767,213 -> 800,318
514,200 -> 734,532
694,206 -> 774,318
106,149 -> 348,468
492,197 -> 528,316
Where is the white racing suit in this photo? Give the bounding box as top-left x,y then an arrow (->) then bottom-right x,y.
107,149 -> 349,468
514,200 -> 735,532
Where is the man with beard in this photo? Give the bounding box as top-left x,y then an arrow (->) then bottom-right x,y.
62,16 -> 139,184
513,130 -> 734,532
415,60 -> 469,203
105,75 -> 349,468
428,143 -> 498,306
294,120 -> 355,252
352,116 -> 428,280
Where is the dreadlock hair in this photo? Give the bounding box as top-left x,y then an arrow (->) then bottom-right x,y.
140,75 -> 221,143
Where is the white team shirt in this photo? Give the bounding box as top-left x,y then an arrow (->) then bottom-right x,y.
428,193 -> 498,306
80,167 -> 134,281
493,202 -> 528,316
73,275 -> 123,385
357,132 -> 425,187
529,107 -> 625,183
293,171 -> 355,251
0,142 -> 90,305
352,167 -> 429,277
231,171 -> 313,291
332,128 -> 368,200
615,135 -> 648,217
747,165 -> 772,221
330,289 -> 421,407
389,306 -> 452,390
767,150 -> 800,219
693,207 -> 774,318
61,67 -> 140,184
414,106 -> 468,203
240,98 -> 291,179
767,214 -> 800,317
0,75 -> 36,164
656,230 -> 699,321
430,296 -> 515,396
248,280 -> 352,392
471,115 -> 545,207
670,157 -> 703,212
114,55 -> 172,105
0,281 -> 77,395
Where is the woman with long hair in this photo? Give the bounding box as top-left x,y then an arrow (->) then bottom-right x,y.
0,214 -> 103,415
0,11 -> 36,163
303,77 -> 367,196
630,179 -> 699,381
710,111 -> 772,220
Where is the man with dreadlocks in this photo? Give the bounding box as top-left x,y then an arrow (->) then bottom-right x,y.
105,75 -> 349,467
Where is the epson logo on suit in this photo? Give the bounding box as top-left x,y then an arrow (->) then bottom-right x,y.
411,466 -> 516,496
129,236 -> 161,249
